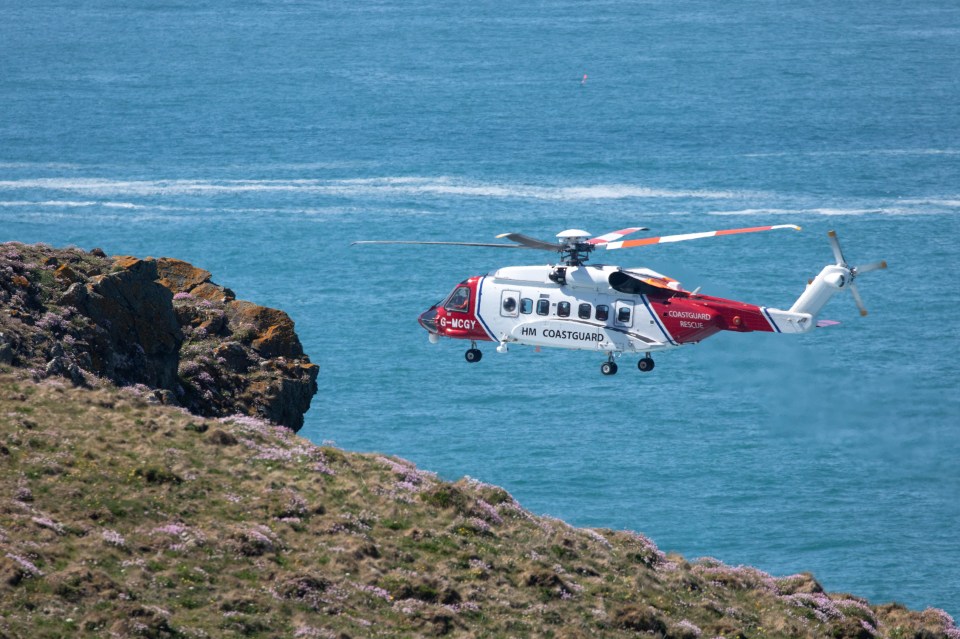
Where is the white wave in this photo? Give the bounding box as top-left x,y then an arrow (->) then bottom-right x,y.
330,176 -> 449,186
0,199 -> 158,210
0,199 -> 97,208
899,198 -> 960,207
741,148 -> 960,159
0,176 -> 743,201
0,161 -> 87,169
708,207 -> 927,217
0,198 -> 431,219
325,180 -> 742,200
555,185 -> 740,200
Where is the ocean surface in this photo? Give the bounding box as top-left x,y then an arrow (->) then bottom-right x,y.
2,0 -> 959,616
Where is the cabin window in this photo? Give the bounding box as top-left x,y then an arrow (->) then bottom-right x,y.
444,286 -> 470,313
595,305 -> 609,321
578,303 -> 591,319
615,300 -> 633,326
536,299 -> 550,316
520,298 -> 533,314
501,290 -> 520,317
557,301 -> 571,317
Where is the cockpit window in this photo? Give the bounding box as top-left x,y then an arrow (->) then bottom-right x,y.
444,286 -> 471,313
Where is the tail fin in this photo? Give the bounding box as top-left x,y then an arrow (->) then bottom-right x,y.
789,231 -> 887,318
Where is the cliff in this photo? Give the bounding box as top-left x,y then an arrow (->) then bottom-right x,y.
1,242 -> 957,639
0,242 -> 317,430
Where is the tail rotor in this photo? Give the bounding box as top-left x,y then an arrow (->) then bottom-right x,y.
791,231 -> 887,318
827,230 -> 887,316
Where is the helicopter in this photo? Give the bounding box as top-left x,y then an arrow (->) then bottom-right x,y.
353,225 -> 886,375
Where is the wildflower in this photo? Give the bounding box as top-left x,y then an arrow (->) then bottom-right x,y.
473,499 -> 503,525
5,553 -> 42,577
355,584 -> 392,601
31,516 -> 65,535
293,627 -> 337,639
584,528 -> 612,549
469,558 -> 491,571
395,480 -> 419,493
782,593 -> 844,623
925,609 -> 960,639
376,455 -> 436,486
35,312 -> 67,333
152,523 -> 189,537
676,620 -> 703,637
101,529 -> 126,547
468,517 -> 491,534
178,361 -> 201,377
446,602 -> 480,614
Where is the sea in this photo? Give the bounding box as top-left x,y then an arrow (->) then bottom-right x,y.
2,0 -> 958,617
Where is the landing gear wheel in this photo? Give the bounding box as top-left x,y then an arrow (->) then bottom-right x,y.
638,357 -> 655,372
601,361 -> 618,376
465,348 -> 483,363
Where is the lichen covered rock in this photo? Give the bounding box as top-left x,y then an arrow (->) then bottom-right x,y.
0,242 -> 318,430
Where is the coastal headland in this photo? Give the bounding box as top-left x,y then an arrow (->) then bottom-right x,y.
1,242 -> 957,638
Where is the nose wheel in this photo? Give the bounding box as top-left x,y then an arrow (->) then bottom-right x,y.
638,356 -> 655,372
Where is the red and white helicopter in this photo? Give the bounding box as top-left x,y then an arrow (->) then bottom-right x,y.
354,225 -> 886,375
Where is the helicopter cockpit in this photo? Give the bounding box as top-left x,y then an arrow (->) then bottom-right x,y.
443,284 -> 471,313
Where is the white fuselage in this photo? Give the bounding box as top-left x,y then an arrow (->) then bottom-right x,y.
474,264 -> 686,354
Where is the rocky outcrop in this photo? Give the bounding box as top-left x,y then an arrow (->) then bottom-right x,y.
0,242 -> 318,430
154,257 -> 318,429
63,256 -> 182,390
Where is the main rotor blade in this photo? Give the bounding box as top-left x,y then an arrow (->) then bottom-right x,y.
602,224 -> 801,250
827,230 -> 847,266
848,282 -> 868,316
495,233 -> 560,251
587,226 -> 650,245
854,260 -> 888,274
351,240 -> 539,249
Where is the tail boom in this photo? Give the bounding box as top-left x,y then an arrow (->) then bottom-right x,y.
789,264 -> 854,318
650,294 -> 813,344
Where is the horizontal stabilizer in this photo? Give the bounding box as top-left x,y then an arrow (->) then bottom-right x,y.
816,319 -> 841,328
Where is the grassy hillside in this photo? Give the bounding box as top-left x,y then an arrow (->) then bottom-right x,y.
2,373 -> 957,638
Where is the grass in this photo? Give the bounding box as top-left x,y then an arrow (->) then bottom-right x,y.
1,373 -> 959,639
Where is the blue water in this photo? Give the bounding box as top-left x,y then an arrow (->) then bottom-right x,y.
2,0 -> 959,616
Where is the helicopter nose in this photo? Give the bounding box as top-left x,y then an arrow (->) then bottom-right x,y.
418,304 -> 439,334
